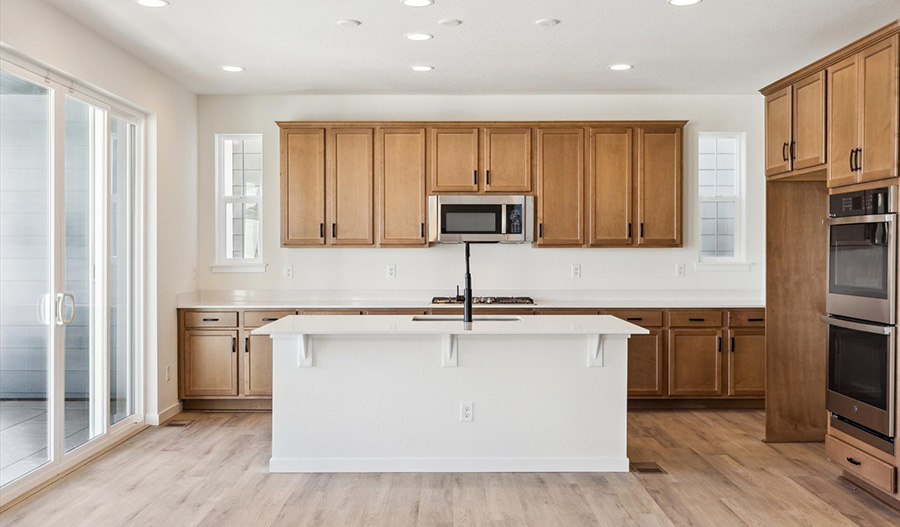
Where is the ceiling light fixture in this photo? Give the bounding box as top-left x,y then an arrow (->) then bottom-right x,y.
402,0 -> 434,6
136,0 -> 169,7
608,64 -> 633,71
535,19 -> 560,27
410,65 -> 435,72
405,33 -> 433,41
336,19 -> 362,27
438,19 -> 462,27
221,66 -> 245,72
668,0 -> 702,6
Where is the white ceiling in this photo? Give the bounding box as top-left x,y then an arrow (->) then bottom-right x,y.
43,0 -> 900,95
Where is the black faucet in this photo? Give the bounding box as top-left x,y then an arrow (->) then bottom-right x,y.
464,242 -> 473,323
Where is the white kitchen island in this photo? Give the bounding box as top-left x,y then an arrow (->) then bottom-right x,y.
253,314 -> 647,473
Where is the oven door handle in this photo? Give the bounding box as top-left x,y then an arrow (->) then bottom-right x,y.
825,214 -> 895,226
821,316 -> 893,335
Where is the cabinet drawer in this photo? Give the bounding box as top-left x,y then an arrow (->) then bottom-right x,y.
243,310 -> 297,328
826,435 -> 896,494
669,310 -> 723,328
606,309 -> 664,327
184,311 -> 239,329
727,310 -> 766,328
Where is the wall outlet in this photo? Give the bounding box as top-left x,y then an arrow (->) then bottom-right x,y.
386,265 -> 397,279
283,266 -> 294,279
676,263 -> 686,278
165,365 -> 171,382
460,401 -> 473,422
571,264 -> 582,279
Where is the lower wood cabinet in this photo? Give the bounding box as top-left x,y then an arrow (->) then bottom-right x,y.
668,329 -> 723,397
183,330 -> 238,397
627,329 -> 666,397
727,329 -> 766,396
243,333 -> 273,396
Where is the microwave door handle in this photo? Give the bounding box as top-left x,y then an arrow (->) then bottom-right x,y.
822,316 -> 893,335
501,204 -> 507,234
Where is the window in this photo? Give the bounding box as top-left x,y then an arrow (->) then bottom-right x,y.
214,134 -> 265,272
698,132 -> 745,264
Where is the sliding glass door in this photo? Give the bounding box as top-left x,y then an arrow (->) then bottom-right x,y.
0,60 -> 142,497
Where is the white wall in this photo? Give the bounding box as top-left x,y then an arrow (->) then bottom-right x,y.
0,0 -> 198,421
198,94 -> 764,298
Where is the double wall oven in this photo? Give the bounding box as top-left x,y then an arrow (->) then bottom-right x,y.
824,187 -> 897,453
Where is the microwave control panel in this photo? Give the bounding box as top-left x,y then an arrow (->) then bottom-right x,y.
506,205 -> 523,234
829,187 -> 895,218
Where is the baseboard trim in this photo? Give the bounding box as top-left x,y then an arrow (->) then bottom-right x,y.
269,456 -> 630,473
145,401 -> 183,426
182,399 -> 272,411
629,398 -> 765,410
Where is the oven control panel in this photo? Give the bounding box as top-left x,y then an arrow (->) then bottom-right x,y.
829,187 -> 895,218
506,205 -> 523,234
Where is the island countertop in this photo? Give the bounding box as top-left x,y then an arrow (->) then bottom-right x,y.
252,314 -> 650,336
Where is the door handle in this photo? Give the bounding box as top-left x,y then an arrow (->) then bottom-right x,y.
640,223 -> 644,238
319,223 -> 324,238
789,141 -> 795,161
55,292 -> 75,325
539,223 -> 543,239
717,335 -> 722,353
245,337 -> 249,353
473,170 -> 478,185
782,142 -> 788,162
421,223 -> 425,238
627,223 -> 632,239
730,337 -> 735,352
486,169 -> 491,186
854,148 -> 862,172
232,337 -> 237,354
332,223 -> 336,239
849,149 -> 855,172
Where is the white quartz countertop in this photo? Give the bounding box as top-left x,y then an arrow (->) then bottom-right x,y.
253,314 -> 650,336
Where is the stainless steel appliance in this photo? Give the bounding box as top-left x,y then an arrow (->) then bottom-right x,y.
826,187 -> 896,324
428,195 -> 534,244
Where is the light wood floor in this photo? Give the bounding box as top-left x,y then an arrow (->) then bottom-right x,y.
2,410 -> 899,527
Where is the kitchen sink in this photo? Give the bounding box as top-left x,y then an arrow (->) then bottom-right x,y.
411,316 -> 523,322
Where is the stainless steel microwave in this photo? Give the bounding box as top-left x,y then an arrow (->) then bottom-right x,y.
428,195 -> 534,244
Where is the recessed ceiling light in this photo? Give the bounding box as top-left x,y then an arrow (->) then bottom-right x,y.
438,19 -> 462,27
668,0 -> 702,5
401,0 -> 434,6
535,19 -> 560,27
336,19 -> 361,27
609,64 -> 633,71
410,65 -> 434,72
136,0 -> 169,6
221,66 -> 245,72
405,33 -> 433,41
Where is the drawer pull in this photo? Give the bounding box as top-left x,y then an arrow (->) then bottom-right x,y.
846,457 -> 862,466
626,317 -> 643,321
748,318 -> 764,322
689,318 -> 705,322
202,318 -> 219,322
262,318 -> 278,322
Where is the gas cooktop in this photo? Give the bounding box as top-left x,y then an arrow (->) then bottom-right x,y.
431,296 -> 535,305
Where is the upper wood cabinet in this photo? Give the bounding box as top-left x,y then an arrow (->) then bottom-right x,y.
327,128 -> 374,245
636,126 -> 682,246
792,71 -> 827,171
587,128 -> 633,246
828,54 -> 861,187
765,87 -> 793,177
429,127 -> 480,192
378,128 -> 426,246
536,128 -> 584,246
483,127 -> 533,193
281,129 -> 326,246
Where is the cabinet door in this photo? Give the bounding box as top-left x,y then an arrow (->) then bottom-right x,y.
536,128 -> 585,246
668,329 -> 722,397
628,329 -> 665,397
327,128 -> 374,245
282,129 -> 326,245
184,330 -> 238,397
635,127 -> 682,246
378,128 -> 426,246
483,127 -> 532,193
859,35 -> 899,183
727,329 -> 765,397
765,87 -> 793,177
430,128 -> 479,192
828,54 -> 860,188
792,71 -> 827,170
243,332 -> 273,397
588,128 -> 633,246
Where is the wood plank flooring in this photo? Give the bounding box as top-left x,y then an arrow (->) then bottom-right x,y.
1,410 -> 899,526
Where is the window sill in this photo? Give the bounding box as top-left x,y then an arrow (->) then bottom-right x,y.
693,261 -> 752,272
210,263 -> 268,274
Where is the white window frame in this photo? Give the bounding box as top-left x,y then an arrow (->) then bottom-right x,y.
212,133 -> 266,273
695,131 -> 750,271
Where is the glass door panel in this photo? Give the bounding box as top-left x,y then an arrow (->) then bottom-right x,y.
63,97 -> 104,452
0,70 -> 53,486
109,117 -> 134,426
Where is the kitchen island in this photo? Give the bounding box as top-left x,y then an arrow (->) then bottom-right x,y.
253,314 -> 647,473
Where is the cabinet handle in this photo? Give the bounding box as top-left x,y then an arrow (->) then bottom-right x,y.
748,318 -> 764,322
717,335 -> 722,353
849,149 -> 855,172
232,337 -> 236,354
421,222 -> 425,238
262,318 -> 278,322
332,223 -> 336,239
319,223 -> 324,238
474,169 -> 478,185
854,148 -> 862,172
626,317 -> 643,321
245,337 -> 249,353
640,223 -> 644,238
730,337 -> 735,352
846,457 -> 862,466
689,318 -> 705,322
539,223 -> 543,238
627,223 -> 632,239
782,142 -> 788,162
202,318 -> 219,322
486,169 -> 491,186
